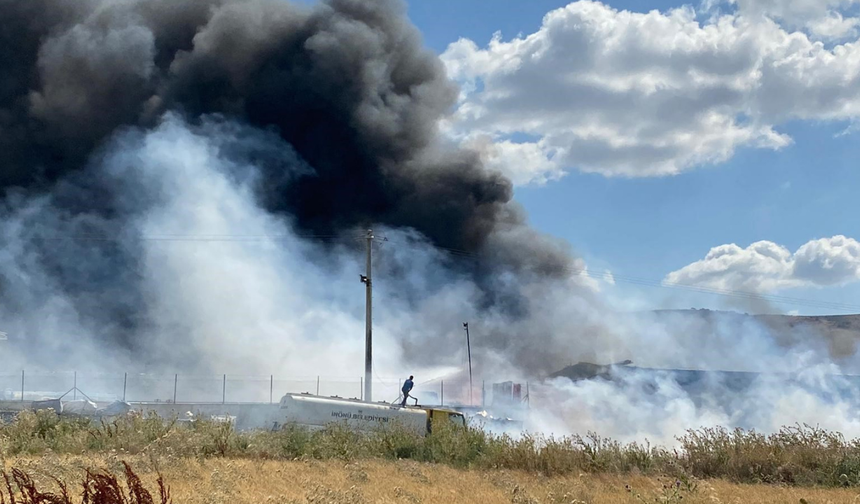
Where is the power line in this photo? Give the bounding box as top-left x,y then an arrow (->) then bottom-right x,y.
23,232 -> 860,313
428,244 -> 860,313
563,266 -> 860,312
31,233 -> 345,242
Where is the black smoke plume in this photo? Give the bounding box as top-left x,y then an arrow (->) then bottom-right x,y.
0,0 -> 581,370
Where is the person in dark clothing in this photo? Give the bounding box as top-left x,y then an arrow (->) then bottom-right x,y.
401,375 -> 414,406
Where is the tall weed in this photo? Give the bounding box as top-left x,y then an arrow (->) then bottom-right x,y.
2,411 -> 860,487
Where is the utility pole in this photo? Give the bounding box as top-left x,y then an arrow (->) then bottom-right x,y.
463,322 -> 473,405
360,229 -> 374,402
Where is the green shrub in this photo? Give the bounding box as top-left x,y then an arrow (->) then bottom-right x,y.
4,411 -> 860,487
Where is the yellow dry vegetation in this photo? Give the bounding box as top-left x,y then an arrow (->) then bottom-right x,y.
4,455 -> 860,504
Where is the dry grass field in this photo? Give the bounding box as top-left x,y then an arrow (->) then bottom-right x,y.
4,455 -> 860,504
4,411 -> 860,502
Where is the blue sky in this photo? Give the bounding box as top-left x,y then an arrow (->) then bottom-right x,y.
513,119 -> 860,314
405,0 -> 860,315
405,0 -> 687,53
308,0 -> 860,315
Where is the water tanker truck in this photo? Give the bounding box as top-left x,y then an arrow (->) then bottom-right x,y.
277,393 -> 465,435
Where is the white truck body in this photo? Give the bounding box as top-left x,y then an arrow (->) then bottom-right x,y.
278,393 -> 465,435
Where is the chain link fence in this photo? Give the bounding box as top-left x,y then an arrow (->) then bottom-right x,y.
0,371 -> 453,405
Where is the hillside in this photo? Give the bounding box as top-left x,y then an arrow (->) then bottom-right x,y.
548,310 -> 860,383
649,308 -> 860,360
652,308 -> 860,331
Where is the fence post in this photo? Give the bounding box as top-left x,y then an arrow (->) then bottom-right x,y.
20,370 -> 24,402
441,380 -> 444,406
316,376 -> 320,395
526,382 -> 530,409
123,373 -> 127,402
482,380 -> 485,408
173,374 -> 178,403
270,375 -> 273,404
360,377 -> 363,401
73,371 -> 77,400
222,374 -> 226,404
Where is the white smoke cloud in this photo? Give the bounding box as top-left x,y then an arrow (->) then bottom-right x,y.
104,116 -> 372,376
0,112 -> 605,394
0,114 -> 453,383
665,236 -> 860,293
518,306 -> 860,446
0,195 -> 122,371
528,363 -> 860,447
511,301 -> 860,447
3,112 -> 860,446
441,0 -> 860,184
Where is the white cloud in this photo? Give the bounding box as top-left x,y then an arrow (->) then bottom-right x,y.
721,0 -> 860,41
837,119 -> 860,136
793,235 -> 860,285
441,0 -> 860,184
604,269 -> 616,286
461,134 -> 564,186
665,235 -> 860,293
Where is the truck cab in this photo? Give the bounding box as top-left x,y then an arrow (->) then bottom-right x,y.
425,407 -> 466,433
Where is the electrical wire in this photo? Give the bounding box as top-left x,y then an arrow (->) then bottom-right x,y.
564,266 -> 860,312
430,244 -> 860,313
31,233 -> 347,242
25,231 -> 860,313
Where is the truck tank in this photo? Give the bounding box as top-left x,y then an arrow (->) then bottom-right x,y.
278,393 -> 429,434
277,393 -> 466,435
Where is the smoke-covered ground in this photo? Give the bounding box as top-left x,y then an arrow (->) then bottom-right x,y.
528,364 -> 860,447
1,0 -> 859,445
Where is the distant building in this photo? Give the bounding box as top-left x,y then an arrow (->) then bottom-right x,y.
548,361 -> 860,400
491,381 -> 524,407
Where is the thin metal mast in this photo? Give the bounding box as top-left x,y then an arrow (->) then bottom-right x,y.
363,229 -> 374,402
464,322 -> 473,405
